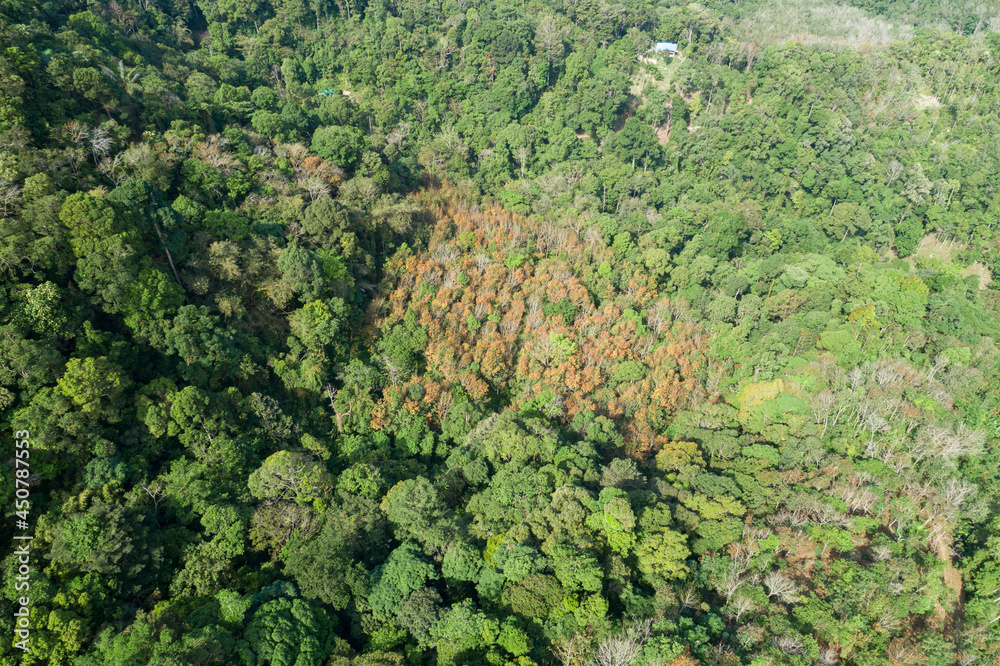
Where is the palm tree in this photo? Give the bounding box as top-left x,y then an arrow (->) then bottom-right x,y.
101,60 -> 143,97
101,60 -> 144,125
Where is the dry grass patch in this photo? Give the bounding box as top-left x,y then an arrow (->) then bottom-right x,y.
905,233 -> 993,289
962,262 -> 992,290
909,233 -> 960,264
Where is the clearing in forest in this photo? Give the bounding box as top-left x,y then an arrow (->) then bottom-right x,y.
907,233 -> 992,289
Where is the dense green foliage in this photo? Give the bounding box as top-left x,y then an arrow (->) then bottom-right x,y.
2,0 -> 1000,664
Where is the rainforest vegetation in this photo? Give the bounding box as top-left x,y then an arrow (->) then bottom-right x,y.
2,0 -> 1000,664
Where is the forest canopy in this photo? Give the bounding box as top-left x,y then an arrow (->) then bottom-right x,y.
2,0 -> 1000,664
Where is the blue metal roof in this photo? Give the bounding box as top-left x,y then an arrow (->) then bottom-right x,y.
655,42 -> 679,51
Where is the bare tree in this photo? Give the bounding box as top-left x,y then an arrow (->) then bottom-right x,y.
764,571 -> 800,603
387,123 -> 411,149
436,35 -> 453,69
717,573 -> 745,605
300,176 -> 331,201
926,354 -> 950,380
818,647 -> 840,665
884,160 -> 904,183
871,543 -> 894,562
514,145 -> 531,179
534,15 -> 568,87
137,479 -> 167,525
677,584 -> 700,613
956,653 -> 979,666
941,477 -> 976,507
772,635 -> 804,655
838,484 -> 878,515
914,423 -> 986,463
88,127 -> 114,161
551,634 -> 586,666
97,152 -> 129,185
885,639 -> 920,664
589,620 -> 653,666
725,593 -> 756,622
0,181 -> 22,218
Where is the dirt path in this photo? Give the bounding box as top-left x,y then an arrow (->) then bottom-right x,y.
938,540 -> 962,601
930,526 -> 963,628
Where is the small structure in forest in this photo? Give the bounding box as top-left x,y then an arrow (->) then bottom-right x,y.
652,42 -> 679,57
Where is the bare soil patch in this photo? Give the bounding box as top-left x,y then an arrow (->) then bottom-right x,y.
655,125 -> 671,146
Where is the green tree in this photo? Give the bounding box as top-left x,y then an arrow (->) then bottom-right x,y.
165,306 -> 236,379
248,451 -> 333,507
634,529 -> 690,585
368,542 -> 438,621
549,542 -> 603,592
55,357 -> 130,422
123,266 -> 184,346
311,125 -> 365,170
48,501 -> 162,596
609,117 -> 663,169
242,594 -> 338,666
282,499 -> 388,609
